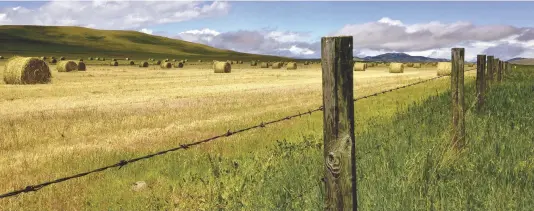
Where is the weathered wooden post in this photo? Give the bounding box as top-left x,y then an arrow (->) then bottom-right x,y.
451,48 -> 465,149
476,55 -> 486,112
494,58 -> 500,83
487,56 -> 494,85
497,59 -> 503,82
321,36 -> 357,210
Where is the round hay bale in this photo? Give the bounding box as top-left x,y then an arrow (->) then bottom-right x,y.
161,62 -> 172,68
60,57 -> 66,61
164,59 -> 169,62
271,62 -> 282,69
95,57 -> 99,60
129,61 -> 135,65
260,62 -> 269,68
50,59 -> 57,64
437,62 -> 452,76
51,57 -> 56,60
57,60 -> 78,72
174,62 -> 184,68
184,59 -> 188,62
155,60 -> 161,65
304,61 -> 309,65
77,61 -> 86,71
3,56 -> 51,84
198,60 -> 202,63
112,58 -> 117,62
88,57 -> 93,61
172,59 -> 177,62
389,63 -> 404,73
102,58 -> 106,61
110,61 -> 118,66
126,58 -> 130,61
251,61 -> 258,66
79,58 -> 84,61
139,61 -> 149,67
353,62 -> 367,71
413,63 -> 421,68
468,63 -> 475,67
239,60 -> 243,64
286,62 -> 297,70
213,61 -> 231,73
406,63 -> 414,67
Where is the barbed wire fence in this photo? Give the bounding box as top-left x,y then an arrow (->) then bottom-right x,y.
0,69 -> 477,200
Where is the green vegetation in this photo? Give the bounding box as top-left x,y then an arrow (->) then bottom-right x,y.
0,25 -> 286,61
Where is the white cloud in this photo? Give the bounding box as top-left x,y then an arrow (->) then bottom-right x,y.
378,17 -> 404,27
178,28 -> 221,43
266,31 -> 311,43
282,45 -> 315,55
139,28 -> 153,35
0,0 -> 230,30
176,28 -> 319,58
334,17 -> 521,52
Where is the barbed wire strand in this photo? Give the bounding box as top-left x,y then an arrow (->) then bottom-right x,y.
0,72 -> 467,199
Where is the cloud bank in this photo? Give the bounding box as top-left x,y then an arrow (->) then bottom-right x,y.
174,17 -> 534,60
0,0 -> 229,30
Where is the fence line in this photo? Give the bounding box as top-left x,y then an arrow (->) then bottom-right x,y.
0,74 -> 453,200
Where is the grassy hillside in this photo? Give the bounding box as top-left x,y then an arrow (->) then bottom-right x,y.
510,58 -> 534,65
0,25 -> 287,61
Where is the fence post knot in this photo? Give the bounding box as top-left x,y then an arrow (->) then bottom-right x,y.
180,144 -> 189,149
226,130 -> 233,136
260,122 -> 265,127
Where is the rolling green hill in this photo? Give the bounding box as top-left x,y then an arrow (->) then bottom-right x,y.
0,25 -> 287,61
509,58 -> 534,65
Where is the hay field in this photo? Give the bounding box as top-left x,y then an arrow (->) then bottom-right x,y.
2,61 -> 509,210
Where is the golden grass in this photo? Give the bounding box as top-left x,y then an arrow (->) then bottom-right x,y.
0,61 -> 477,209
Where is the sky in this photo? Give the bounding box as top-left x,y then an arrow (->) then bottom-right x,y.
1,1 -> 534,61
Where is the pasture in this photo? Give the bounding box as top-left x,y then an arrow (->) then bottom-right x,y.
1,60 -> 533,210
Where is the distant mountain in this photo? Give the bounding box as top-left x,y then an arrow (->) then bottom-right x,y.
507,57 -> 526,62
509,58 -> 534,65
358,53 -> 449,62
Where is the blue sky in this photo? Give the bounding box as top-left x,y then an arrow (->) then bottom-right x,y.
1,1 -> 534,60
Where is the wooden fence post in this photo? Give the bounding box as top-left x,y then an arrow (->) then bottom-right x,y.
451,48 -> 465,149
321,36 -> 357,210
497,60 -> 503,82
487,56 -> 494,85
476,55 -> 486,112
494,58 -> 500,83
